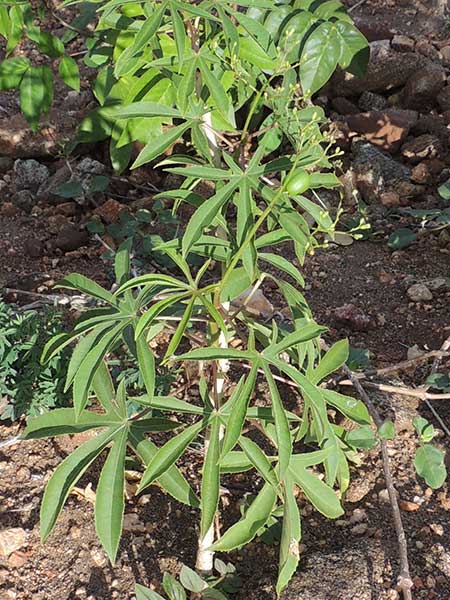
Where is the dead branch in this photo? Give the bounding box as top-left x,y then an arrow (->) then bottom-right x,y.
342,365 -> 414,600
338,379 -> 450,400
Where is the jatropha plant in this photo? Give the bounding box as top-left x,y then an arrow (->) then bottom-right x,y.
22,1 -> 370,595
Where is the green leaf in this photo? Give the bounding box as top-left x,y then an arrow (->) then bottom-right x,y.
138,420 -> 205,492
40,427 -> 119,541
239,436 -> 279,489
115,2 -> 167,76
132,121 -> 192,169
291,467 -> 343,518
20,65 -> 53,131
199,58 -> 229,116
28,29 -> 65,58
263,364 -> 291,478
387,228 -> 417,250
178,347 -> 256,362
335,21 -> 368,78
276,477 -> 301,596
311,339 -> 349,384
221,364 -> 258,458
321,389 -> 370,425
0,57 -> 29,90
170,2 -> 186,68
57,180 -> 83,199
263,322 -> 325,357
136,584 -> 165,600
378,420 -> 396,441
116,101 -> 182,120
346,425 -> 377,449
164,296 -> 195,359
259,253 -> 305,288
412,416 -> 436,443
73,322 -> 127,416
135,293 -> 189,340
414,444 -> 447,489
92,361 -> 118,416
300,22 -> 339,96
95,427 -> 127,562
438,178 -> 450,200
65,322 -> 114,392
220,451 -> 253,474
22,408 -> 119,439
41,331 -> 79,364
57,273 -> 117,305
182,180 -> 238,257
200,416 -> 221,537
136,335 -> 156,403
211,483 -> 277,551
114,238 -> 132,286
59,55 -> 80,91
179,565 -> 206,594
129,428 -> 199,507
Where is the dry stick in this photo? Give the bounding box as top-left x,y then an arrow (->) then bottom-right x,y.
354,350 -> 450,380
421,336 -> 450,437
338,379 -> 450,400
341,365 -> 414,600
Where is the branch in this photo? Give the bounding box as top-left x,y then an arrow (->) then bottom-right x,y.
342,365 -> 414,600
338,379 -> 450,400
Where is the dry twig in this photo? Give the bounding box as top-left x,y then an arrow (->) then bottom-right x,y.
342,364 -> 414,600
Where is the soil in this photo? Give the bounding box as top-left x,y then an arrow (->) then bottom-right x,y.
1,1 -> 450,600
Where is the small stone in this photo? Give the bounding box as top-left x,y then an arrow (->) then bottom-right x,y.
411,162 -> 432,184
7,551 -> 28,568
90,548 -> 107,567
23,238 -> 44,258
391,35 -> 415,53
437,86 -> 450,112
407,344 -> 424,360
430,523 -> 444,536
94,198 -> 127,224
402,67 -> 446,110
334,303 -> 372,331
351,523 -> 368,535
54,226 -> 89,253
378,489 -> 390,504
14,159 -> 49,192
399,499 -> 420,512
426,278 -> 448,291
358,91 -> 388,112
0,157 -> 13,173
380,191 -> 400,207
331,97 -> 360,115
0,202 -> 18,217
0,528 -> 27,558
401,134 -> 442,163
11,190 -> 34,213
407,283 -> 433,302
440,45 -> 450,65
346,109 -> 416,153
349,508 -> 368,524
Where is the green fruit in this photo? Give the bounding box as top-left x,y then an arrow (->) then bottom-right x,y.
285,170 -> 311,196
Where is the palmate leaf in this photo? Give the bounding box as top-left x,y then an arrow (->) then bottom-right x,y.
276,476 -> 301,595
211,483 -> 276,552
138,420 -> 206,492
200,416 -> 221,537
239,436 -> 279,490
22,408 -> 120,439
56,273 -> 117,306
129,427 -> 199,507
136,335 -> 156,402
95,427 -> 128,562
73,321 -> 128,417
310,339 -> 349,385
92,360 -> 119,417
132,122 -> 193,169
262,364 -> 291,478
289,466 -> 343,519
40,426 -> 121,542
220,363 -> 258,458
